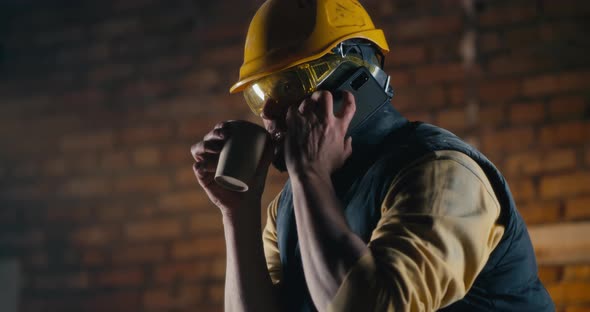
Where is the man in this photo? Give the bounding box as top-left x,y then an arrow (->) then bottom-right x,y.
191,0 -> 554,311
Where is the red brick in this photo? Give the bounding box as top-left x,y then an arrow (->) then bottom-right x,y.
389,45 -> 426,65
565,197 -> 590,221
162,144 -> 191,165
114,174 -> 170,193
143,286 -> 201,310
480,32 -> 501,53
181,68 -> 222,91
509,101 -> 545,124
540,172 -> 590,199
478,79 -> 522,102
21,291 -> 141,312
60,88 -> 105,107
42,158 -> 66,176
549,96 -> 587,119
507,179 -> 536,202
154,261 -> 208,284
46,205 -> 92,223
112,244 -> 167,264
414,63 -> 464,85
447,85 -> 464,106
70,225 -> 116,246
211,258 -> 226,280
94,17 -> 140,38
547,282 -> 590,305
586,148 -> 590,166
538,265 -> 563,284
96,204 -> 129,222
481,128 -> 534,153
87,42 -> 111,62
487,54 -> 552,76
26,251 -> 48,269
96,269 -> 144,287
1,184 -> 47,200
125,218 -> 183,241
178,117 -> 216,139
542,0 -> 590,17
81,250 -> 106,266
564,265 -> 590,281
393,15 -> 462,40
68,153 -> 99,173
60,178 -> 110,197
34,272 -> 89,290
175,167 -> 199,187
478,105 -> 506,128
394,86 -> 446,111
189,212 -> 223,233
34,27 -> 84,46
172,236 -> 226,259
118,79 -> 170,99
203,44 -> 243,64
61,131 -> 113,151
91,291 -> 142,312
565,305 -> 590,312
208,283 -> 224,304
118,124 -> 173,144
388,71 -> 411,88
539,121 -> 590,146
539,21 -> 583,42
101,150 -> 130,170
505,25 -> 540,47
479,5 -> 537,27
89,64 -> 134,83
430,37 -> 463,63
517,201 -> 562,225
504,149 -> 577,176
133,147 -> 161,167
159,190 -> 211,211
524,71 -> 590,96
436,109 -> 467,132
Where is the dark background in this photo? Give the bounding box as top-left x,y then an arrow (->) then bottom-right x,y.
1,0 -> 589,311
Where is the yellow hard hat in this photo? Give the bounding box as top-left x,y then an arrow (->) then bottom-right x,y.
229,0 -> 389,94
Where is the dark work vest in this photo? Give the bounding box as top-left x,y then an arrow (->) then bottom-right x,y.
275,104 -> 554,311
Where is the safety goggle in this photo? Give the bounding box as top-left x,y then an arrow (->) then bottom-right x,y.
243,54 -> 378,116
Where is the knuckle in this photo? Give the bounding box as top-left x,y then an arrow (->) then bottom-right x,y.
191,141 -> 203,155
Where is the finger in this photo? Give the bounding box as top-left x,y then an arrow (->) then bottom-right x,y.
203,127 -> 227,141
286,103 -> 298,128
195,153 -> 219,173
298,98 -> 309,114
311,90 -> 333,122
338,90 -> 356,127
213,121 -> 231,130
191,140 -> 225,160
193,163 -> 214,186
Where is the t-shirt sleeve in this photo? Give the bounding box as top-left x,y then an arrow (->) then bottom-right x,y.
262,192 -> 283,285
327,150 -> 506,312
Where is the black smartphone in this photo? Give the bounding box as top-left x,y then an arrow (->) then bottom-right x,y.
317,63 -> 391,135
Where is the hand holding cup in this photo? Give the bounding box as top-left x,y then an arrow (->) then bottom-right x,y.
191,120 -> 273,213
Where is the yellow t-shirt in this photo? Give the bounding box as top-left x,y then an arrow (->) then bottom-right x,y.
263,150 -> 506,311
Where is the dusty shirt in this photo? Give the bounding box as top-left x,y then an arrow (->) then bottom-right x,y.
262,150 -> 506,311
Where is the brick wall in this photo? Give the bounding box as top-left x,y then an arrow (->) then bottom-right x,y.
0,0 -> 588,311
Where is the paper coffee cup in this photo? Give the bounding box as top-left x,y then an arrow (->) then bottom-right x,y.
214,121 -> 270,192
